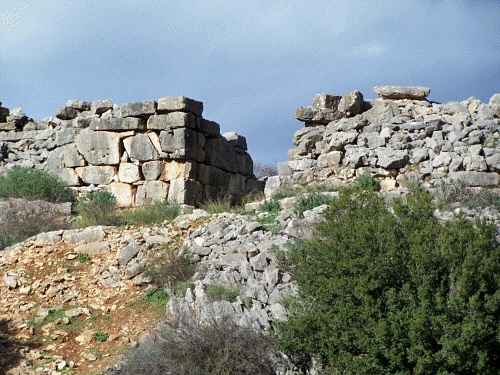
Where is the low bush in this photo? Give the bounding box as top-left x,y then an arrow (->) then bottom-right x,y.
110,308 -> 278,375
293,192 -> 334,215
354,174 -> 380,191
92,332 -> 109,342
0,199 -> 69,250
276,189 -> 500,374
141,288 -> 170,307
434,180 -> 500,210
142,245 -> 196,291
269,240 -> 305,275
75,190 -> 120,227
206,284 -> 239,303
0,167 -> 75,203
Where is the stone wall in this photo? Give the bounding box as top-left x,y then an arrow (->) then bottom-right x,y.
0,97 -> 262,207
266,86 -> 500,197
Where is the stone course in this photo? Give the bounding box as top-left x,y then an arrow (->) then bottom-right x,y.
266,86 -> 500,197
0,97 -> 262,207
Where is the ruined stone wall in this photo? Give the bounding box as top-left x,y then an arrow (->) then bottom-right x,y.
266,86 -> 500,197
0,97 -> 262,207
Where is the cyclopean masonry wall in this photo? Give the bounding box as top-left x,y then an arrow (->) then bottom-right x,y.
266,86 -> 500,197
0,97 -> 262,207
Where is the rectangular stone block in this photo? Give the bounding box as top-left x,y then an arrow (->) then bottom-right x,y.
121,100 -> 157,118
142,161 -> 163,180
197,118 -> 220,137
312,94 -> 342,110
90,117 -> 141,131
75,166 -> 116,185
118,163 -> 141,183
147,112 -> 196,130
108,182 -> 135,207
157,96 -> 203,116
136,180 -> 169,206
0,122 -> 16,131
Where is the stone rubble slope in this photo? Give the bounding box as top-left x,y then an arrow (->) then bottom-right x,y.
267,86 -> 500,197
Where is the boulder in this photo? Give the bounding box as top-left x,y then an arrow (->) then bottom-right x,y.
118,163 -> 141,183
446,171 -> 499,187
135,180 -> 169,205
121,100 -> 157,118
373,86 -> 430,100
91,99 -> 113,115
75,166 -> 116,185
312,94 -> 342,109
66,99 -> 91,111
123,133 -> 158,162
338,91 -> 364,117
56,106 -> 78,120
376,148 -> 409,169
108,182 -> 135,207
157,96 -> 203,116
223,132 -> 247,151
295,106 -> 342,124
76,131 -> 120,165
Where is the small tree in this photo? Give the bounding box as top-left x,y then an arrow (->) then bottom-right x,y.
276,189 -> 499,374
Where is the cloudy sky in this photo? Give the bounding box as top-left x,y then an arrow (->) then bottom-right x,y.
1,0 -> 499,166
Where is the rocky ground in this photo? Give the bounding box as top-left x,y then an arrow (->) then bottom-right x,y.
1,189 -> 499,375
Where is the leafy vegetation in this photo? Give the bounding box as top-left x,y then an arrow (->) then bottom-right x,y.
141,288 -> 170,307
354,174 -> 381,191
76,253 -> 90,263
119,200 -> 180,225
433,179 -> 500,210
293,192 -> 335,215
206,284 -> 239,303
93,332 -> 110,342
0,167 -> 75,203
276,188 -> 499,374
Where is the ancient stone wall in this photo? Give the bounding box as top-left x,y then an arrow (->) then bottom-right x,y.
0,97 -> 262,207
266,86 -> 500,197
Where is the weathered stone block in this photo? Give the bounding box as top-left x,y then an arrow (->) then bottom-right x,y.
157,96 -> 203,116
76,131 -> 120,165
312,94 -> 342,109
376,148 -> 409,169
118,163 -> 141,183
123,133 -> 158,162
90,117 -> 141,131
373,86 -> 430,100
295,106 -> 342,124
117,242 -> 140,266
160,160 -> 197,181
329,131 -> 358,151
223,132 -> 247,151
56,106 -> 78,120
345,147 -> 370,168
147,112 -> 196,130
91,99 -> 113,115
0,106 -> 9,123
56,128 -> 76,146
63,144 -> 85,167
45,148 -> 81,185
198,119 -> 220,137
108,182 -> 135,207
66,99 -> 91,111
121,100 -> 157,118
142,161 -> 163,180
205,136 -> 238,173
0,122 -> 16,131
159,127 -> 205,162
338,91 -> 364,117
135,180 -> 169,205
75,166 -> 116,185
446,171 -> 499,187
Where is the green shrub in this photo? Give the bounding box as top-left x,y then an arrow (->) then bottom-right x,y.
293,192 -> 334,215
173,282 -> 196,297
206,284 -> 239,303
0,167 -> 75,203
75,190 -> 120,227
200,197 -> 233,214
110,309 -> 278,375
354,174 -> 380,191
92,332 -> 109,342
276,189 -> 499,374
258,198 -> 281,213
76,253 -> 90,263
141,288 -> 170,307
119,200 -> 180,225
270,240 -> 305,275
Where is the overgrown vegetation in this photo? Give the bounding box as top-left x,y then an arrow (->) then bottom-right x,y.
354,174 -> 381,191
142,244 -> 196,291
109,309 -> 278,375
141,288 -> 170,307
293,192 -> 335,215
0,167 -> 75,203
269,240 -> 305,275
75,190 -> 180,227
276,188 -> 500,374
434,179 -> 500,210
206,284 -> 239,303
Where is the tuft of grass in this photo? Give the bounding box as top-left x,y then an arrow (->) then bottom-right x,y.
258,198 -> 281,213
0,167 -> 75,203
76,253 -> 90,263
75,190 -> 120,227
206,284 -> 239,303
141,288 -> 170,307
200,197 -> 233,214
92,332 -> 109,342
119,200 -> 180,225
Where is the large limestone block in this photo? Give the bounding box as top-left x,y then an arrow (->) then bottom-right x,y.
197,119 -> 220,137
142,161 -> 163,180
338,91 -> 364,117
90,117 -> 141,131
223,132 -> 247,151
344,147 -> 370,168
159,127 -> 205,162
135,180 -> 169,206
295,106 -> 342,124
329,131 -> 358,151
76,131 -> 120,165
56,106 -> 78,120
63,144 -> 85,167
44,148 -> 81,185
147,112 -> 196,130
0,106 -> 9,122
75,166 -> 116,185
123,133 -> 158,161
157,96 -> 203,116
376,148 -> 409,169
91,99 -> 113,115
312,94 -> 342,109
66,99 -> 91,111
198,164 -> 229,187
446,171 -> 499,187
167,178 -> 201,205
205,136 -> 238,172
121,100 -> 157,118
56,128 -> 76,146
108,182 -> 135,207
118,163 -> 141,183
160,160 -> 197,181
373,86 -> 430,100
147,132 -> 162,154
489,93 -> 500,117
